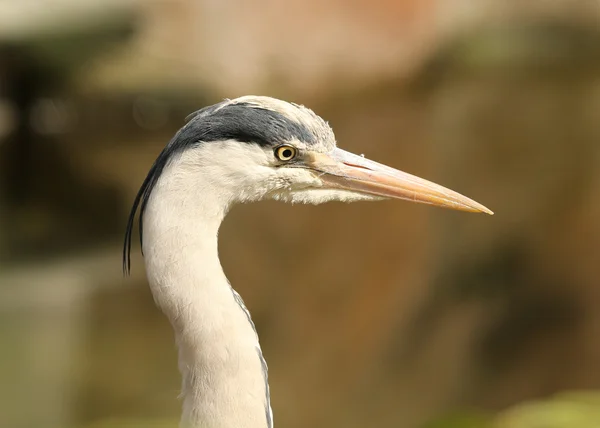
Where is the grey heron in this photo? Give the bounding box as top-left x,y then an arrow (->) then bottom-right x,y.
123,95 -> 492,428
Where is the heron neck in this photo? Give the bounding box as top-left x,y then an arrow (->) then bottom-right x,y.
142,174 -> 271,428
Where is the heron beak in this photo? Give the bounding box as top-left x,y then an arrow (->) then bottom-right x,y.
305,148 -> 493,214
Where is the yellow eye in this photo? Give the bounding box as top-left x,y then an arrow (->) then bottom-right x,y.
275,145 -> 297,161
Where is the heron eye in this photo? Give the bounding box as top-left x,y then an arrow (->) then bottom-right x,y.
275,145 -> 297,161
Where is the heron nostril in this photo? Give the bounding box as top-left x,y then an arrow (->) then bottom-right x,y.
343,162 -> 372,171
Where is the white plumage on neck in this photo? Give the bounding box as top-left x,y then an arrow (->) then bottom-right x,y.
137,138 -> 381,428
142,143 -> 273,428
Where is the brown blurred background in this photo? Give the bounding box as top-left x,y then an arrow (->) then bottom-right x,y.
1,1 -> 599,427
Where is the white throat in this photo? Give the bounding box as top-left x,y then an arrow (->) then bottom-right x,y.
141,150 -> 273,428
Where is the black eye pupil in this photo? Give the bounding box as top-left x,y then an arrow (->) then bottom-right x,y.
282,149 -> 292,158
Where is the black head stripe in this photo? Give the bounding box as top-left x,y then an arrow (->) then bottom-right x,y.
188,102 -> 316,146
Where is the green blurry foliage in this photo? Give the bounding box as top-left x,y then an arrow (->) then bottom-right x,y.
424,412 -> 493,428
495,391 -> 600,428
426,391 -> 600,428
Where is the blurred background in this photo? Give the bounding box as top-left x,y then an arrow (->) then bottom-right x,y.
1,1 -> 599,427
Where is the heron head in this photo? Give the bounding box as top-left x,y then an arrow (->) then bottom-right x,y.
158,95 -> 492,212
123,96 -> 492,273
